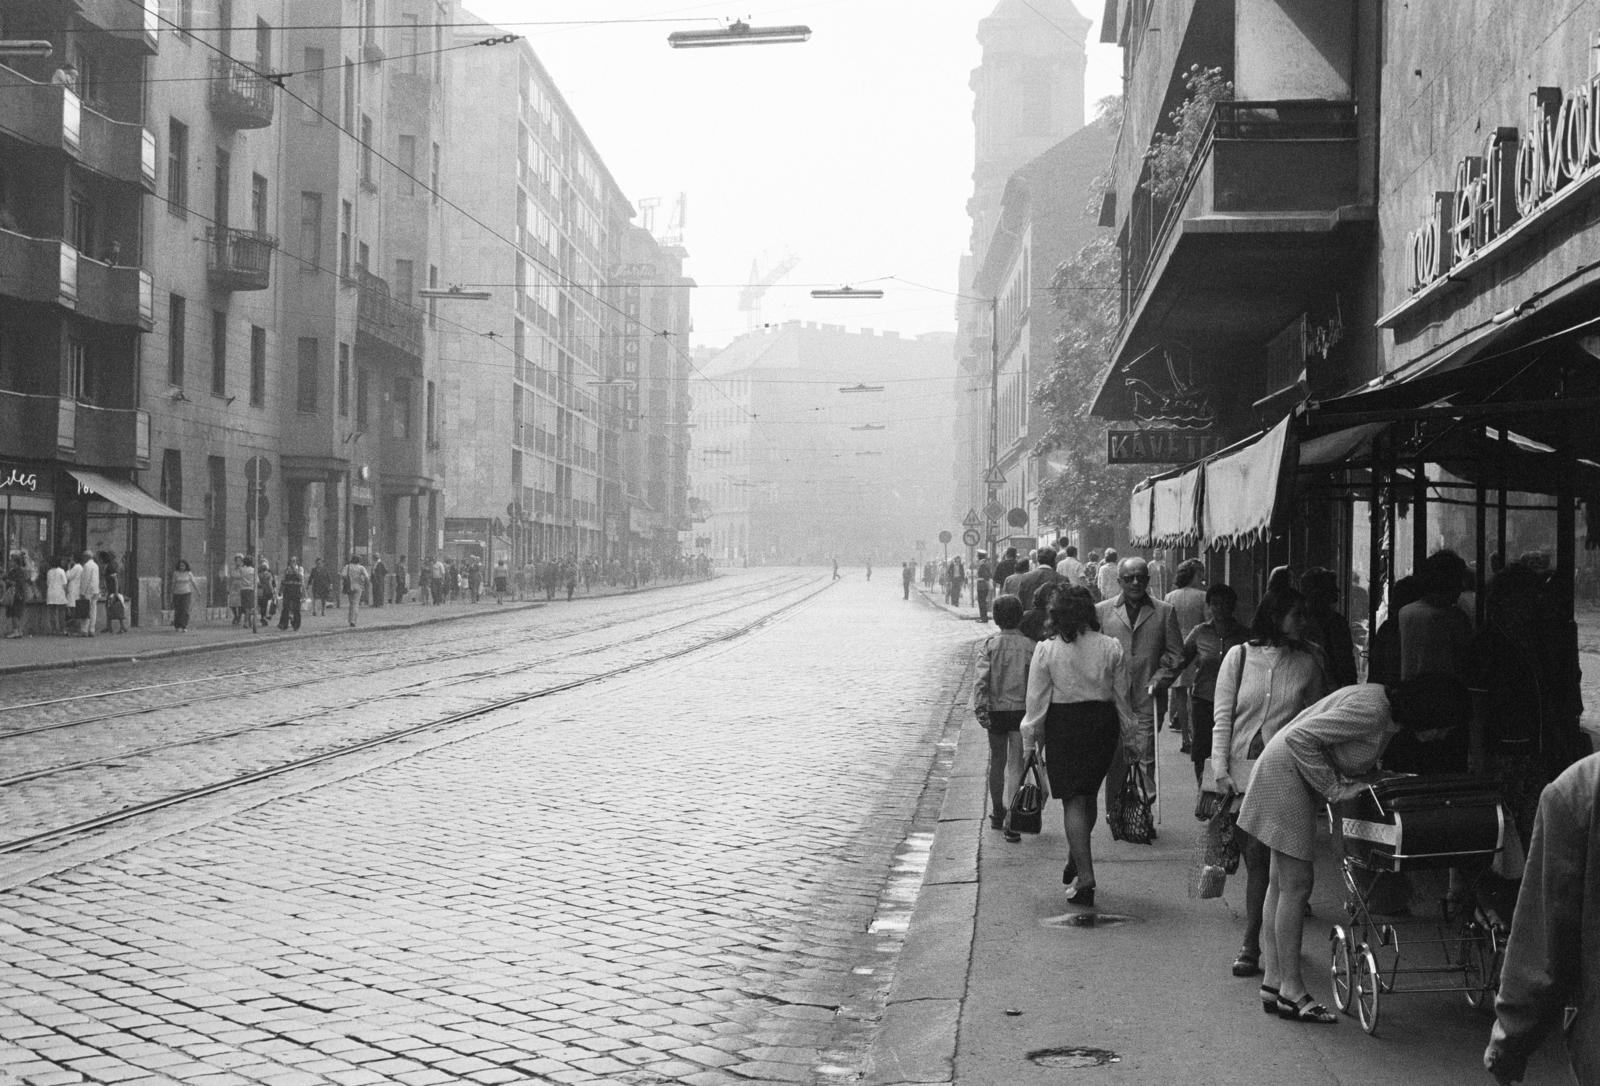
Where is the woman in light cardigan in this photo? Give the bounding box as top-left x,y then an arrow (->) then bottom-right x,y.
1210,587 -> 1327,979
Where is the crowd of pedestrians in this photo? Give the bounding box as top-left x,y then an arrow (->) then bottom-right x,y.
954,537 -> 1596,1075
2,548 -> 120,638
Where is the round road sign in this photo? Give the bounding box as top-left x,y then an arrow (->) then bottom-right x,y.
962,528 -> 980,547
938,530 -> 953,544
1006,506 -> 1030,528
244,455 -> 272,485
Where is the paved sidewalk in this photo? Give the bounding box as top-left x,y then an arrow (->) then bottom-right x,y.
0,578 -> 711,677
876,587 -> 1574,1085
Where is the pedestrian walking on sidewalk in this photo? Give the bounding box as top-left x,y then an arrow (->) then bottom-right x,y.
1165,559 -> 1209,750
493,558 -> 509,604
44,556 -> 67,635
902,561 -> 914,601
371,555 -> 388,608
1176,583 -> 1247,786
973,551 -> 993,622
77,550 -> 100,637
277,558 -> 304,631
170,559 -> 198,632
1210,586 -> 1325,980
973,594 -> 1031,838
341,554 -> 370,627
2,554 -> 29,638
1236,682 -> 1403,1024
1020,586 -> 1137,908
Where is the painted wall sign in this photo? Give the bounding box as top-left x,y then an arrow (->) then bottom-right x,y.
0,469 -> 40,492
1406,46 -> 1600,294
1106,428 -> 1225,465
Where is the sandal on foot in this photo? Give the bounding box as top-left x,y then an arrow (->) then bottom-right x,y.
1232,951 -> 1263,977
1259,985 -> 1279,1014
1276,993 -> 1337,1023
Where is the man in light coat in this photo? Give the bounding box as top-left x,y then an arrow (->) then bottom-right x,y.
78,550 -> 101,637
1096,555 -> 1183,820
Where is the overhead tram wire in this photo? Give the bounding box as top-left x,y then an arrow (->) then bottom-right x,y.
56,16 -> 721,33
117,0 -> 774,435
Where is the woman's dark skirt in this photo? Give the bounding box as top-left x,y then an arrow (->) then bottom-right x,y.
1042,700 -> 1120,800
1190,696 -> 1215,770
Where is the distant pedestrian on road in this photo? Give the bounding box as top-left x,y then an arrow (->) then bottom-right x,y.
394,556 -> 410,604
371,555 -> 388,608
2,554 -> 28,638
1165,558 -> 1210,749
63,554 -> 83,635
1096,556 -> 1182,830
974,551 -> 993,623
45,556 -> 67,635
1095,548 -> 1122,602
255,558 -> 276,626
832,556 -> 840,581
902,561 -> 914,600
341,554 -> 370,627
309,557 -> 332,617
493,558 -> 509,604
277,557 -> 304,632
1020,586 -> 1136,909
78,550 -> 101,637
1147,548 -> 1173,600
973,594 -> 1030,838
170,558 -> 197,633
865,558 -> 872,581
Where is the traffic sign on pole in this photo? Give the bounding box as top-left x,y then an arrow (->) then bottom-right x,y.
962,508 -> 980,529
984,465 -> 1006,488
962,528 -> 980,547
983,498 -> 1006,522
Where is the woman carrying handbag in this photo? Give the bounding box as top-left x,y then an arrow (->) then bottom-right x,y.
1020,586 -> 1137,907
1209,587 -> 1326,980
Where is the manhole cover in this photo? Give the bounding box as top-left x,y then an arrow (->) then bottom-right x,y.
1028,1046 -> 1121,1069
1040,912 -> 1141,928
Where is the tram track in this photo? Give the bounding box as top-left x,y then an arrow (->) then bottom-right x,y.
0,574 -> 803,741
0,574 -> 813,786
0,576 -> 831,856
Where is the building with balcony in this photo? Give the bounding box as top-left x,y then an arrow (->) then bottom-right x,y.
440,26 -> 640,572
953,0 -> 1089,526
0,1 -> 177,622
689,323 -> 956,566
1090,0 -> 1381,600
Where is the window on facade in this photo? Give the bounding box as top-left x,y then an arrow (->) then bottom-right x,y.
168,294 -> 186,386
394,378 -> 412,439
160,449 -> 183,566
402,14 -> 420,72
393,259 -> 414,300
360,114 -> 374,185
356,241 -> 369,277
68,190 -> 94,254
166,119 -> 188,214
299,192 -> 321,270
67,338 -> 87,401
397,134 -> 416,195
249,325 -> 265,406
339,199 -> 352,278
343,59 -> 355,128
210,309 -> 227,396
296,337 -> 319,413
250,174 -> 268,234
254,17 -> 271,71
356,367 -> 370,429
302,48 -> 324,121
426,381 -> 436,447
337,343 -> 350,417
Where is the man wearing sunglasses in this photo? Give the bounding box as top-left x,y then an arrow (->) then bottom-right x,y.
1096,556 -> 1184,824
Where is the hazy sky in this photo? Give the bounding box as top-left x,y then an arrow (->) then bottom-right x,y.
463,0 -> 1121,350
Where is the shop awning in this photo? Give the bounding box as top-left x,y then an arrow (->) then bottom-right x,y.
1201,417 -> 1294,548
1149,466 -> 1203,546
1129,483 -> 1154,546
70,470 -> 196,519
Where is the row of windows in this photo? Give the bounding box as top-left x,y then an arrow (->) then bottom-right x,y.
165,295 -> 267,406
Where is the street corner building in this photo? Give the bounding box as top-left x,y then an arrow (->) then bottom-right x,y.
1082,0 -> 1600,626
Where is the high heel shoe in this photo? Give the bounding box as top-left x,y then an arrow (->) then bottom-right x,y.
1259,985 -> 1279,1014
1063,883 -> 1095,907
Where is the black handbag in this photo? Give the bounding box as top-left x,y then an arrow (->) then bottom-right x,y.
1005,751 -> 1047,835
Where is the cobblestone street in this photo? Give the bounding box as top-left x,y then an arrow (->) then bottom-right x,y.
0,571 -> 974,1086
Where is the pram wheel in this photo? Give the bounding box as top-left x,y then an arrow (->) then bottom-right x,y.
1461,920 -> 1502,1011
1354,945 -> 1381,1035
1329,925 -> 1354,1013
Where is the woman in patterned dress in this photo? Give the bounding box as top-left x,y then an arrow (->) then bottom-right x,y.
1237,684 -> 1402,1023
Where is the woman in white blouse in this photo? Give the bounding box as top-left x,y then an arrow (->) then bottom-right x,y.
1021,585 -> 1138,907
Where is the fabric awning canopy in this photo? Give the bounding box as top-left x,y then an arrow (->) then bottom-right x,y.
1149,466 -> 1203,546
1129,483 -> 1154,547
70,470 -> 196,519
1201,417 -> 1293,548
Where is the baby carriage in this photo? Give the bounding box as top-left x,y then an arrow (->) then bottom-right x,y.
1326,772 -> 1510,1035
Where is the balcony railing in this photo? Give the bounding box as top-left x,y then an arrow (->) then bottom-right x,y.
1123,99 -> 1360,325
0,67 -> 156,190
205,227 -> 277,291
0,230 -> 153,328
73,0 -> 160,53
0,390 -> 149,467
208,57 -> 275,128
357,270 -> 424,358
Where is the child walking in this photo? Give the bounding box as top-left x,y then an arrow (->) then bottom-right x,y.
972,594 -> 1033,841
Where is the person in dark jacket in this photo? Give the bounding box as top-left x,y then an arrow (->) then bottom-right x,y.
277,558 -> 305,631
